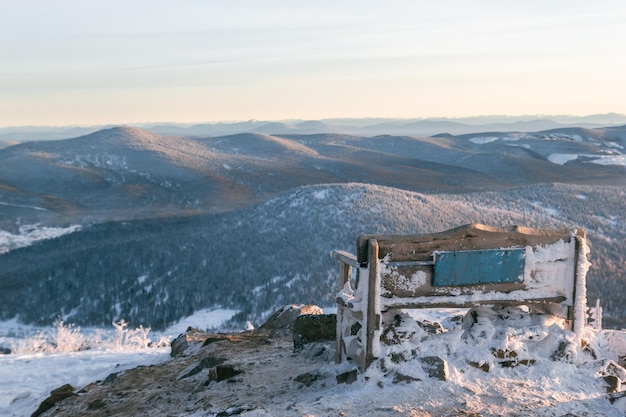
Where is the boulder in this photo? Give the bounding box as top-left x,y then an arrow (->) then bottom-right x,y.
208,365 -> 242,382
101,372 -> 119,386
178,356 -> 225,380
170,326 -> 211,357
552,340 -> 578,363
336,369 -> 358,385
259,304 -> 324,336
597,359 -> 626,393
294,372 -> 321,387
468,360 -> 490,372
380,312 -> 424,345
417,320 -> 444,335
292,314 -> 336,351
393,372 -> 421,384
419,356 -> 449,381
604,375 -> 621,394
31,384 -> 76,417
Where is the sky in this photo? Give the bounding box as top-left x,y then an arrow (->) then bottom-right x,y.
1,0 -> 626,127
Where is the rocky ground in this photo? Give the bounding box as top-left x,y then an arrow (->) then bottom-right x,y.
34,329 -> 349,417
32,306 -> 626,417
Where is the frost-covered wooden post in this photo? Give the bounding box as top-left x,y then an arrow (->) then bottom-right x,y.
332,224 -> 591,373
365,239 -> 381,370
332,250 -> 357,364
571,232 -> 591,343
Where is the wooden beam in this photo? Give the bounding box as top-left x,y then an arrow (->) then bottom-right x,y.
380,296 -> 567,310
332,250 -> 358,268
364,238 -> 380,372
357,223 -> 585,263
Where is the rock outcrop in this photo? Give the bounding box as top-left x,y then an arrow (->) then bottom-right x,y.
292,313 -> 336,351
258,304 -> 324,336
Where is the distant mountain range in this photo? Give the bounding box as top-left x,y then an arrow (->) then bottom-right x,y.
2,113 -> 626,144
0,122 -> 624,330
0,124 -> 624,230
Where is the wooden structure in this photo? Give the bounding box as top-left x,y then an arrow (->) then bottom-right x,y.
332,224 -> 590,372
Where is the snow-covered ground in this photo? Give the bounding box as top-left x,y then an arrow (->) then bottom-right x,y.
0,347 -> 168,417
465,131 -> 626,167
0,309 -> 626,417
0,308 -> 238,417
1,307 -> 626,416
161,308 -> 240,335
548,153 -> 626,166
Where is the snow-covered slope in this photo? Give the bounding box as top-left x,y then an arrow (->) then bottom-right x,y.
0,224 -> 81,254
460,128 -> 626,168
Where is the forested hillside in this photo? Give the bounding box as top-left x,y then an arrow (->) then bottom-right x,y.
0,183 -> 623,329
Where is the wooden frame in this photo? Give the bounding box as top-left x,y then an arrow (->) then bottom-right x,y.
333,224 -> 589,372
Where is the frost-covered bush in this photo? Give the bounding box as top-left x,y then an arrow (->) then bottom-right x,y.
10,320 -> 85,354
9,319 -> 167,354
111,319 -> 151,350
51,319 -> 85,352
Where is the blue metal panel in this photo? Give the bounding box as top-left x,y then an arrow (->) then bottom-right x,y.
433,248 -> 526,287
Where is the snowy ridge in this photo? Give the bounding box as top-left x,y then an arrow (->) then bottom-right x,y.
2,124 -> 624,231
464,130 -> 626,167
0,224 -> 81,254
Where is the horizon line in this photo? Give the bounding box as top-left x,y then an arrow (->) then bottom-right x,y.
1,112 -> 626,130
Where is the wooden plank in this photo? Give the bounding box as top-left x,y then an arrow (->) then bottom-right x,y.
380,265 -> 434,297
380,295 -> 567,310
381,267 -> 526,298
357,223 -> 584,263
